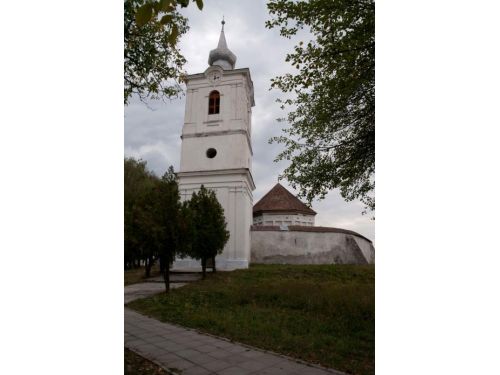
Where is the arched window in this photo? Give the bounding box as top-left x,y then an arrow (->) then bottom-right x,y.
208,90 -> 220,114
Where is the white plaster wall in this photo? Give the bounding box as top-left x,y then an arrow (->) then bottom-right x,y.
253,213 -> 315,226
174,174 -> 253,270
182,68 -> 252,138
180,133 -> 251,172
251,230 -> 375,265
180,68 -> 253,176
353,236 -> 376,263
173,67 -> 255,271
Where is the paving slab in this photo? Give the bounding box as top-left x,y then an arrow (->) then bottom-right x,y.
124,282 -> 186,303
125,280 -> 347,374
125,307 -> 347,375
181,366 -> 212,375
217,366 -> 255,375
146,272 -> 203,283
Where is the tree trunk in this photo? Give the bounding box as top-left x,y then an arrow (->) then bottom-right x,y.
163,260 -> 170,294
201,257 -> 206,279
159,255 -> 165,274
212,256 -> 216,273
145,256 -> 152,278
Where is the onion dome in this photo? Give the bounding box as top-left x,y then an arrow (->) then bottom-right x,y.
208,19 -> 237,70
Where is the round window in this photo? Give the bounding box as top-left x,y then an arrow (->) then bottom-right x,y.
206,148 -> 217,158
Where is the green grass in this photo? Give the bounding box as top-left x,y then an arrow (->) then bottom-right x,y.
127,264 -> 374,375
125,264 -> 161,286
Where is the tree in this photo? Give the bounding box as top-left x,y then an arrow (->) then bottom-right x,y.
124,157 -> 156,270
124,157 -> 195,292
154,166 -> 193,293
137,175 -> 164,278
266,0 -> 375,213
124,0 -> 203,104
188,186 -> 229,279
126,160 -> 161,277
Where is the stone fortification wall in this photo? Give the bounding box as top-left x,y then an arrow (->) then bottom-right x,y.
250,226 -> 374,265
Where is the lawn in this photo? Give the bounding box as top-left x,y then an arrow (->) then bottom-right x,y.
127,264 -> 374,375
125,264 -> 162,286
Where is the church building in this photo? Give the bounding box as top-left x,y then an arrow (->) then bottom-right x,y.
174,20 -> 255,270
173,21 -> 374,270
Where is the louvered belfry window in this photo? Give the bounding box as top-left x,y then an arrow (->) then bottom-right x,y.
208,91 -> 220,114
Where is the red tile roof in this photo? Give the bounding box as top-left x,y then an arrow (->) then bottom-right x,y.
253,183 -> 316,216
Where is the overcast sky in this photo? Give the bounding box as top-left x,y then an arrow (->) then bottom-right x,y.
124,0 -> 375,241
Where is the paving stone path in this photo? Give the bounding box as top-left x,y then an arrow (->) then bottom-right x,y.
145,272 -> 203,284
125,282 -> 187,304
125,281 -> 346,375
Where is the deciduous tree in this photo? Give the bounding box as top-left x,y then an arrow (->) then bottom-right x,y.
266,0 -> 375,213
124,0 -> 203,104
124,157 -> 156,270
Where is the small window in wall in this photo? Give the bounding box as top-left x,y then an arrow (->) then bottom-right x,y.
206,148 -> 217,158
208,91 -> 220,114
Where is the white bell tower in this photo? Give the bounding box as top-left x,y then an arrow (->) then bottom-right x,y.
174,20 -> 255,270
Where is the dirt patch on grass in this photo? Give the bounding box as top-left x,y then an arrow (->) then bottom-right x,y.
124,348 -> 170,375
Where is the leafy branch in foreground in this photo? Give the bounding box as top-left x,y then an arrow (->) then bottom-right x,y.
124,0 -> 203,104
266,0 -> 375,213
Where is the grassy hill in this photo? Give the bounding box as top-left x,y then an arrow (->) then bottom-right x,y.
127,264 -> 374,375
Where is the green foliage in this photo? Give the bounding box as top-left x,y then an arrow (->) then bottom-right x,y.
124,157 -> 156,269
124,158 -> 191,289
123,159 -> 230,285
135,2 -> 153,27
188,186 -> 230,274
266,0 -> 375,213
154,166 -> 193,263
177,199 -> 194,256
128,264 -> 375,375
155,167 -> 181,264
124,0 -> 203,104
124,263 -> 162,286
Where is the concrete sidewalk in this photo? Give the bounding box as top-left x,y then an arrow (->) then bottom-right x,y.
124,282 -> 187,304
125,272 -> 203,303
125,308 -> 346,375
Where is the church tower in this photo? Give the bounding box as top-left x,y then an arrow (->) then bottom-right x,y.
174,20 -> 255,270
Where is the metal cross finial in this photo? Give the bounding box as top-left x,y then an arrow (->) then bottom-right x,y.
221,16 -> 225,31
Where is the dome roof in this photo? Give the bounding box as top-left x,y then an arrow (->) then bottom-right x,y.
208,20 -> 236,70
